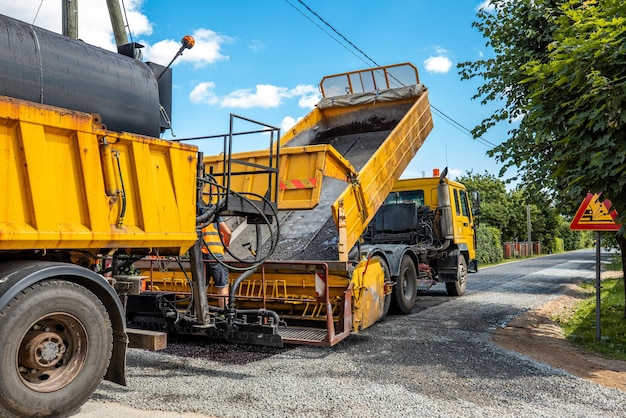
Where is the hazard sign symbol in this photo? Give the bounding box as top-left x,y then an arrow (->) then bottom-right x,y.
570,193 -> 621,231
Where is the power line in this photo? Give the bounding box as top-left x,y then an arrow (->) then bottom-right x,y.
283,0 -> 371,68
294,0 -> 379,68
286,0 -> 498,150
32,0 -> 44,24
430,104 -> 497,148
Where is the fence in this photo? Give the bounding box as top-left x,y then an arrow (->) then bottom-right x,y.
502,241 -> 541,259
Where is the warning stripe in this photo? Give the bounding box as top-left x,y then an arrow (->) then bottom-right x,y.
279,178 -> 317,190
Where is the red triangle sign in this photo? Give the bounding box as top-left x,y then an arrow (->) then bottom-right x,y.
570,193 -> 621,231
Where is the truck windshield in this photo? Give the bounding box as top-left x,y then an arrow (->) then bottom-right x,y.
384,190 -> 424,205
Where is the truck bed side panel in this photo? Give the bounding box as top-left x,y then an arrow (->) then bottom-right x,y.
0,96 -> 198,254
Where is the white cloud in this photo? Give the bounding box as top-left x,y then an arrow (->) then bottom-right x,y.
424,56 -> 453,74
143,28 -> 231,68
189,82 -> 219,105
288,84 -> 320,108
281,116 -> 303,133
477,1 -> 496,12
190,83 -> 320,109
221,84 -> 287,109
248,40 -> 264,52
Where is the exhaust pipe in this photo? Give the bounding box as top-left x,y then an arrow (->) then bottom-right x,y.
437,167 -> 454,241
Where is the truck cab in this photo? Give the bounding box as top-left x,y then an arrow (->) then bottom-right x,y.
389,171 -> 478,273
360,169 -> 478,314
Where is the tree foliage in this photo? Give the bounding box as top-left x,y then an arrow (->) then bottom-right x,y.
457,171 -> 588,254
460,0 -> 626,216
456,171 -> 510,232
476,225 -> 503,265
460,0 -> 626,314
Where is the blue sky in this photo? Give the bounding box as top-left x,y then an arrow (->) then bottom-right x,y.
4,0 -> 511,181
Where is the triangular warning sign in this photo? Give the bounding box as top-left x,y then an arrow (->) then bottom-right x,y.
570,193 -> 621,231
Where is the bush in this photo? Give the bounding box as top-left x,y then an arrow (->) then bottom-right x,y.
551,237 -> 565,253
476,224 -> 503,265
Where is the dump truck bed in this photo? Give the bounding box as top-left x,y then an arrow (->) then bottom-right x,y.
0,95 -> 198,255
205,63 -> 432,262
140,64 -> 434,346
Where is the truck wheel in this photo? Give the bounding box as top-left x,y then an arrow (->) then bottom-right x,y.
391,255 -> 417,314
446,255 -> 467,297
0,280 -> 113,418
372,257 -> 392,320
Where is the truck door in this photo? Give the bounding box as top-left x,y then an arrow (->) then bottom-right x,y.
452,187 -> 476,260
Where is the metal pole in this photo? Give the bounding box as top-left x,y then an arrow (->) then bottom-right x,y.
61,0 -> 78,39
190,152 -> 209,325
527,204 -> 532,256
595,231 -> 601,341
106,0 -> 129,46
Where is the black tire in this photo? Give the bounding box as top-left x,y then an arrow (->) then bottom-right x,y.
391,255 -> 418,314
372,257 -> 392,320
446,255 -> 468,297
0,280 -> 113,418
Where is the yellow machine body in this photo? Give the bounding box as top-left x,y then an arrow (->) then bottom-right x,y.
138,63 -> 433,346
0,96 -> 198,254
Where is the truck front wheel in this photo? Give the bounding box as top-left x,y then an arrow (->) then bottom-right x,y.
392,255 -> 417,314
445,255 -> 467,297
0,279 -> 113,418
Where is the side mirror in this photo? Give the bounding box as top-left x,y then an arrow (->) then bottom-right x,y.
471,191 -> 481,216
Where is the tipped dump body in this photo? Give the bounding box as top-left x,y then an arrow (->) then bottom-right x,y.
204,63 -> 433,261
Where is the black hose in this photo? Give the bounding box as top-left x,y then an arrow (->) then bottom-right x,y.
113,151 -> 127,228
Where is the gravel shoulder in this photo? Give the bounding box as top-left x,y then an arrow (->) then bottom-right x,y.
492,271 -> 626,392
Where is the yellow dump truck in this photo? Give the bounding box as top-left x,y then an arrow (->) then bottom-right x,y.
129,63 -> 477,347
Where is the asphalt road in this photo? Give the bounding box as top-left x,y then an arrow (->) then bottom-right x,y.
77,249 -> 626,417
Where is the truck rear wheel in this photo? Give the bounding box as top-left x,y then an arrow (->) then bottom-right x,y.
446,255 -> 467,297
0,279 -> 113,418
392,255 -> 417,314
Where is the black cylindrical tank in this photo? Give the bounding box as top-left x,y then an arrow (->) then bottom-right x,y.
0,13 -> 161,137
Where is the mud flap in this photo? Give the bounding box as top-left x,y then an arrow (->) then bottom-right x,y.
437,249 -> 460,282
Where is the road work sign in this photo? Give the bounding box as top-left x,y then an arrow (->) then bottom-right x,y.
569,193 -> 621,231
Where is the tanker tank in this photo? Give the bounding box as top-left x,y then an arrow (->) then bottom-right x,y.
0,13 -> 162,137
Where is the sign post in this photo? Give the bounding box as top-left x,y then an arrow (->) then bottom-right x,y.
570,193 -> 621,341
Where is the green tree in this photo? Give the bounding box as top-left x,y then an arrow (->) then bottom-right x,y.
460,0 -> 626,314
456,171 -> 511,233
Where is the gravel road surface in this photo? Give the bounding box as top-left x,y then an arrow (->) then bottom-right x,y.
76,249 -> 626,417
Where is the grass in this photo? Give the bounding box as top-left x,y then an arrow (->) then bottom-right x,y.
555,253 -> 626,361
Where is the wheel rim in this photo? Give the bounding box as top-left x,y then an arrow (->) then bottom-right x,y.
17,313 -> 88,393
458,261 -> 467,288
401,267 -> 414,301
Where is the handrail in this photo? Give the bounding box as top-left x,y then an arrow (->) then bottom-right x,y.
319,62 -> 419,98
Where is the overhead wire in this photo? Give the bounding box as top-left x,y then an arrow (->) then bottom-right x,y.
120,0 -> 134,42
287,0 -> 498,150
283,0 -> 372,68
32,0 -> 44,25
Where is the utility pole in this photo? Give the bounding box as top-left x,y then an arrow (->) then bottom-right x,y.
527,203 -> 532,256
61,0 -> 78,39
106,0 -> 129,46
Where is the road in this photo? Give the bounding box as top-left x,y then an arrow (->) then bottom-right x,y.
77,249 -> 626,417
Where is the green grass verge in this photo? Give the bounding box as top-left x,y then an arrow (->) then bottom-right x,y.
556,277 -> 626,361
